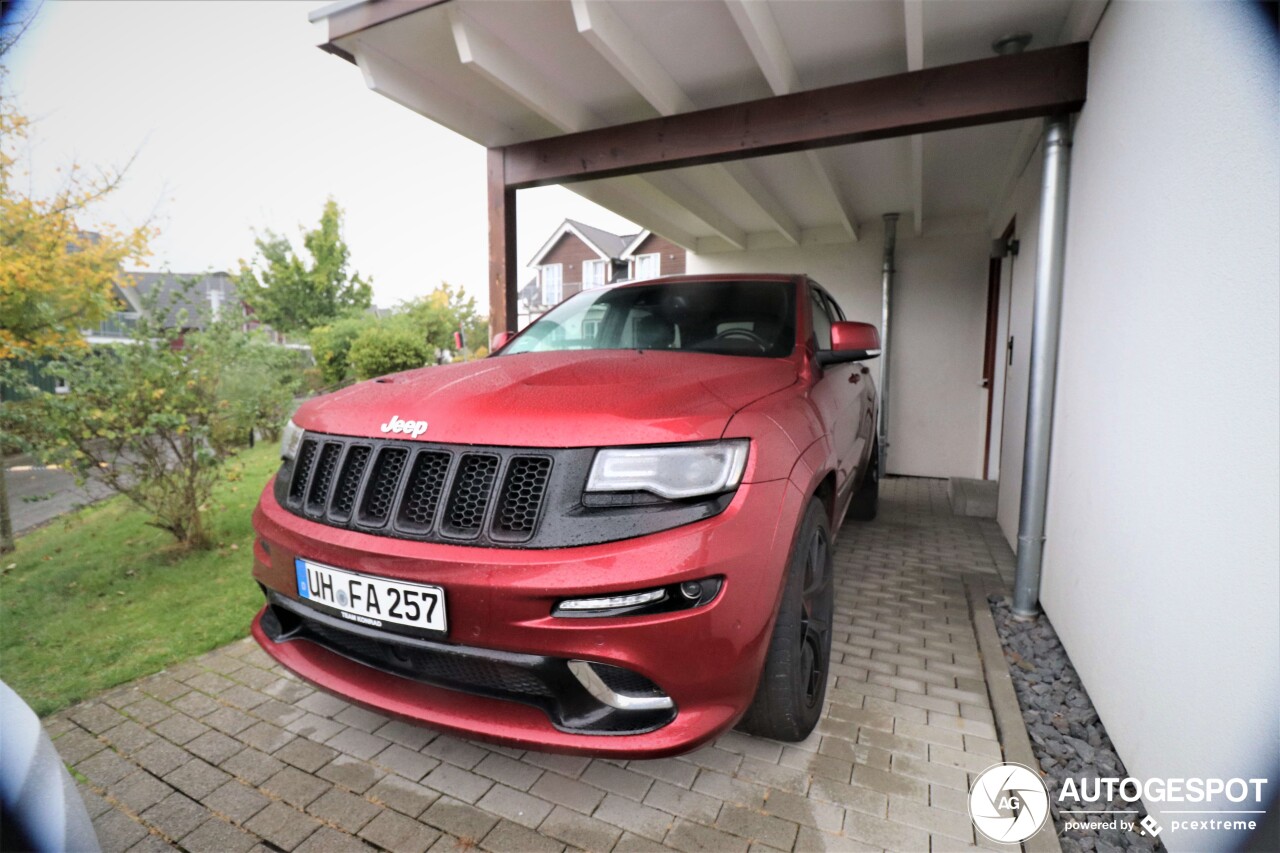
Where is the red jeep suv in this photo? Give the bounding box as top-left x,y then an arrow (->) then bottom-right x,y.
251,274 -> 879,757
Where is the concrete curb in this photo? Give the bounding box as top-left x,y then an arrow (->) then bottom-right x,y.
966,574 -> 1064,853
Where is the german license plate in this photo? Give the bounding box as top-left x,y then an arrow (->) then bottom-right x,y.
295,558 -> 447,635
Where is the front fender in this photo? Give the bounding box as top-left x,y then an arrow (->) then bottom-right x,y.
787,435 -> 838,521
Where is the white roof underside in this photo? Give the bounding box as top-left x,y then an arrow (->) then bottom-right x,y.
325,0 -> 1104,249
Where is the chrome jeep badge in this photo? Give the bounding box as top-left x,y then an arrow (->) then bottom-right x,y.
380,415 -> 429,438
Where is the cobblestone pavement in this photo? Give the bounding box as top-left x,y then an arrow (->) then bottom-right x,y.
46,478 -> 1019,853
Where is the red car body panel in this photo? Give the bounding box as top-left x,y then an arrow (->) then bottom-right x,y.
251,476 -> 807,757
296,350 -> 798,451
250,274 -> 876,757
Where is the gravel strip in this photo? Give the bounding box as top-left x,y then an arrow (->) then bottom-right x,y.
989,595 -> 1164,853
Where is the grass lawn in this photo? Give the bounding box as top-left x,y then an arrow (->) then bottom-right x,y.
1,442 -> 279,716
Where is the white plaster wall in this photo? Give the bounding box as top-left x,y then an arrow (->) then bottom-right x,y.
889,233 -> 990,479
686,230 -> 990,479
1038,4 -> 1279,850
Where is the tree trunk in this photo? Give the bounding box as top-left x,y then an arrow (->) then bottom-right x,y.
0,463 -> 14,554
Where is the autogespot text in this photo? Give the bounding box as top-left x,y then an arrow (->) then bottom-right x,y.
1058,776 -> 1270,838
1059,776 -> 1269,804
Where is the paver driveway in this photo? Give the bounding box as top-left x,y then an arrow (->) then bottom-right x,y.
46,478 -> 1018,852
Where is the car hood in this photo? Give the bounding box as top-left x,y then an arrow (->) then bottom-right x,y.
295,350 -> 798,447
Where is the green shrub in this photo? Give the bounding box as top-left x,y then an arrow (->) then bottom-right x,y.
24,307 -> 307,550
30,334 -> 233,550
348,325 -> 432,380
400,283 -> 487,356
190,324 -> 307,445
309,314 -> 371,387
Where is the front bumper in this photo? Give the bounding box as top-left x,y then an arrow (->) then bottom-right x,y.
251,475 -> 805,757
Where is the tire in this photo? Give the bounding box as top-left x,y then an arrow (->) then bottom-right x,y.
737,497 -> 834,742
847,441 -> 879,522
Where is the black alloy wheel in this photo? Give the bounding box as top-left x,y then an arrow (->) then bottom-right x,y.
799,521 -> 833,711
737,498 -> 835,741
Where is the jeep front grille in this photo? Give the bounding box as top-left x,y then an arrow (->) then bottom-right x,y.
274,431 -> 737,549
396,450 -> 451,533
493,456 -> 553,542
285,434 -> 553,545
441,453 -> 500,538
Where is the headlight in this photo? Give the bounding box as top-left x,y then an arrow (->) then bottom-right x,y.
586,440 -> 749,500
280,419 -> 305,461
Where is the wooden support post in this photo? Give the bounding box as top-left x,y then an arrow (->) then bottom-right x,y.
487,147 -> 517,342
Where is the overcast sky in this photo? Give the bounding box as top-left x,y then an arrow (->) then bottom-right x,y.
6,0 -> 638,310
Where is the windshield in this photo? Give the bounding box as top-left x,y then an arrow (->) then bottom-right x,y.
503,279 -> 796,359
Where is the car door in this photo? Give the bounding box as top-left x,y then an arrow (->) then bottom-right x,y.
806,284 -> 860,495
822,289 -> 875,477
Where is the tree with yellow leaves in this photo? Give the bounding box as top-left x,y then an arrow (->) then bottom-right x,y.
0,85 -> 152,552
0,95 -> 152,360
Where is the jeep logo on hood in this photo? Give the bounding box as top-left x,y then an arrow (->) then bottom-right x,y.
380,416 -> 429,438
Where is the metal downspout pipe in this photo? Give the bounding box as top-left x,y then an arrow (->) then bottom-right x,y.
878,213 -> 899,478
1012,116 -> 1074,619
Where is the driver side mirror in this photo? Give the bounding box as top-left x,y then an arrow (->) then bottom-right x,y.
490,330 -> 516,352
816,321 -> 881,366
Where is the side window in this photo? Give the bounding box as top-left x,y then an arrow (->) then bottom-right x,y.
809,289 -> 833,350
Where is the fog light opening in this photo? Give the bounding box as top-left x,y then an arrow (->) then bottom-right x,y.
684,577 -> 723,607
567,661 -> 674,711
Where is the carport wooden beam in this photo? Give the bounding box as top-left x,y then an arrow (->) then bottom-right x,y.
487,42 -> 1088,335
498,42 -> 1087,189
